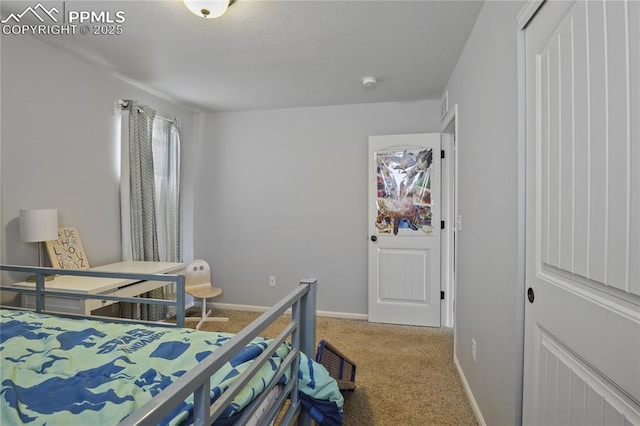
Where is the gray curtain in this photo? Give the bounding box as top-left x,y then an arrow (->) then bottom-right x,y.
129,104 -> 159,263
125,102 -> 183,321
128,103 -> 162,320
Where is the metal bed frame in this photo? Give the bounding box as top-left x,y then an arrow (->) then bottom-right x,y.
0,264 -> 317,425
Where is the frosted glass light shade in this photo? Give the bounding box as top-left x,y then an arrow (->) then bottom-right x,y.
19,209 -> 58,242
183,0 -> 229,18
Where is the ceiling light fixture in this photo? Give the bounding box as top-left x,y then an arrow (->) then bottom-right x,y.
362,76 -> 377,88
183,0 -> 232,19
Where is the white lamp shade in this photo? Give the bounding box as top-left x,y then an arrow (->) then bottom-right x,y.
183,0 -> 229,18
19,209 -> 58,242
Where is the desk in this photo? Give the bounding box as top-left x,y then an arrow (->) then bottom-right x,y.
14,261 -> 185,316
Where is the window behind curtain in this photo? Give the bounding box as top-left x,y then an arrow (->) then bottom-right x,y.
152,118 -> 171,261
151,116 -> 182,318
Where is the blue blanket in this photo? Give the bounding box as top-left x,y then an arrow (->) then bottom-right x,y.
0,309 -> 343,425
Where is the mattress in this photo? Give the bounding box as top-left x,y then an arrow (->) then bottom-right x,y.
0,309 -> 343,425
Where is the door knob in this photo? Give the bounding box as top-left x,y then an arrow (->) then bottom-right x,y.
370,235 -> 377,242
527,287 -> 535,303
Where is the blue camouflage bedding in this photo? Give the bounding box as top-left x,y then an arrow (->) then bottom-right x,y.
0,309 -> 343,425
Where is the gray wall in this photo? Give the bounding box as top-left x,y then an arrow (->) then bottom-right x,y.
445,1 -> 525,425
0,35 -> 195,285
194,101 -> 440,314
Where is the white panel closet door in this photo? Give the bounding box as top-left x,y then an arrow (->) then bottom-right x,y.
522,0 -> 640,424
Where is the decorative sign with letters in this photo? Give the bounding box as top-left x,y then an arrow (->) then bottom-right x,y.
45,226 -> 90,270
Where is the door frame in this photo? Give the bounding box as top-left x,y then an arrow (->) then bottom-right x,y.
512,4 -> 538,421
440,103 -> 458,329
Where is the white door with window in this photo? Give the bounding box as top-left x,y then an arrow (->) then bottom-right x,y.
522,1 -> 640,423
368,133 -> 441,327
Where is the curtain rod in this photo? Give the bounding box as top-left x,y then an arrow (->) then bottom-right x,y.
118,100 -> 174,123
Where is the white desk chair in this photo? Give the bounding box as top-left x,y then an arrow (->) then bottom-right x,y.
185,259 -> 228,329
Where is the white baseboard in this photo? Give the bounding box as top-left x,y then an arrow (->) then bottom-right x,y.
317,310 -> 368,321
205,302 -> 368,321
207,302 -> 265,313
454,355 -> 486,426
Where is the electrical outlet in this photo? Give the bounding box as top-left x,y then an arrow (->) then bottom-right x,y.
471,339 -> 477,363
269,276 -> 276,287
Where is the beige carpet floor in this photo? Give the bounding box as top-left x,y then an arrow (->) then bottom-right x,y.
189,308 -> 478,425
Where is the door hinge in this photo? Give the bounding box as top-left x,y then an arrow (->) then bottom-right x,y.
441,291 -> 445,300
441,149 -> 445,159
441,220 -> 445,230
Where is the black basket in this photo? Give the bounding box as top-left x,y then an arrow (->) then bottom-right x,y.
316,339 -> 356,391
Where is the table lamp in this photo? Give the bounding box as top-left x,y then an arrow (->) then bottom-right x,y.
19,208 -> 58,281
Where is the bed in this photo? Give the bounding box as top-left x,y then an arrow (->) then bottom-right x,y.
0,264 -> 344,425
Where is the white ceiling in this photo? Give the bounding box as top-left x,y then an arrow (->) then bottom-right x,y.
1,0 -> 484,113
